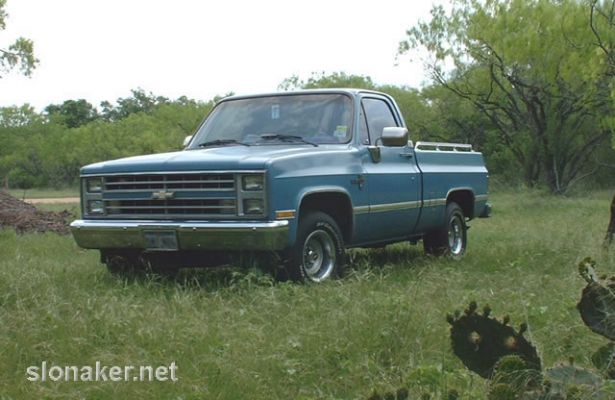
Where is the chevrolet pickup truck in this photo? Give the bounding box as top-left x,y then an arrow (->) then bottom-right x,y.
71,89 -> 490,282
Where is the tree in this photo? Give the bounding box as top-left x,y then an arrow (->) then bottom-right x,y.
590,0 -> 615,77
377,84 -> 436,139
0,0 -> 38,78
278,72 -> 376,91
100,88 -> 169,121
588,0 -> 615,244
45,99 -> 99,128
0,106 -> 52,189
0,104 -> 41,127
0,92 -> 212,188
401,0 -> 614,194
0,104 -> 42,188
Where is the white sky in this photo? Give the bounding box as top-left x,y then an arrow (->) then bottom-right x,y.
1,0 -> 437,110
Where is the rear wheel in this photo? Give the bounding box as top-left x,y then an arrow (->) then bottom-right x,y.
423,202 -> 467,259
286,211 -> 345,282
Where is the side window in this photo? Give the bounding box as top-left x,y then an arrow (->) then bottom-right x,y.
362,98 -> 398,145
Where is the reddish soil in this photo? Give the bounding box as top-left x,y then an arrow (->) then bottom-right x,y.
0,190 -> 72,235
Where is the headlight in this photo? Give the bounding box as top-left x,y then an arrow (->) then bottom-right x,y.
87,200 -> 104,215
86,177 -> 103,193
243,199 -> 264,215
242,175 -> 264,191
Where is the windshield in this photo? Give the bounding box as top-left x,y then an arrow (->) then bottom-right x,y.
189,93 -> 353,148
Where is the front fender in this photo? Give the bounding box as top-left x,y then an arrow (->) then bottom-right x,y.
295,186 -> 353,215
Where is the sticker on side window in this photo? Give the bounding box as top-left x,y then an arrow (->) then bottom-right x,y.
333,125 -> 348,139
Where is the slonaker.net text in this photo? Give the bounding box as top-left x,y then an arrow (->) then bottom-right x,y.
26,361 -> 178,382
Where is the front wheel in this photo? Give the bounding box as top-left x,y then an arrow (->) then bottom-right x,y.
101,250 -> 178,276
102,250 -> 144,275
423,202 -> 467,259
286,211 -> 345,283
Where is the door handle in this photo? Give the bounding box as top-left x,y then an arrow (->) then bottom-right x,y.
399,153 -> 414,158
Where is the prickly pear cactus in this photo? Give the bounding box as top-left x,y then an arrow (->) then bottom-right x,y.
366,388 -> 409,400
577,257 -> 615,341
447,302 -> 541,379
545,362 -> 605,399
487,383 -> 517,400
492,355 -> 542,390
481,355 -> 542,399
591,343 -> 615,379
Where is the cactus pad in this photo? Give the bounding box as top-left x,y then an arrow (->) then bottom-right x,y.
577,258 -> 615,341
591,343 -> 615,379
447,302 -> 541,378
487,383 -> 518,400
545,363 -> 604,398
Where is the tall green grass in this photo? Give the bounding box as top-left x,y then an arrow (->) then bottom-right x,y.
0,190 -> 613,399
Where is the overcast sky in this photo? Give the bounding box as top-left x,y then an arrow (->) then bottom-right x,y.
1,0 -> 437,110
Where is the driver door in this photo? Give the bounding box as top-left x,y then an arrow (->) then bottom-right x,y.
360,96 -> 421,242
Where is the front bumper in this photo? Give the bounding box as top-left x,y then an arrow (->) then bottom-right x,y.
70,219 -> 289,251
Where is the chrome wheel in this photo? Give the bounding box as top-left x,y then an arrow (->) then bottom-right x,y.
302,229 -> 336,282
286,211 -> 345,283
448,213 -> 465,257
423,202 -> 467,258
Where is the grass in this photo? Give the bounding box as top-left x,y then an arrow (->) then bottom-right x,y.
0,189 -> 614,399
6,187 -> 79,200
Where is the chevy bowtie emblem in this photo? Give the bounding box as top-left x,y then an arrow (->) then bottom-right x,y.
151,190 -> 175,200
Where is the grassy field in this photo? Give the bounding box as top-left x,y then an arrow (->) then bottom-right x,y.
7,187 -> 79,200
1,189 -> 614,399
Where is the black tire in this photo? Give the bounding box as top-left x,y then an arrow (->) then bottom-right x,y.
423,202 -> 467,259
143,256 -> 180,277
103,251 -> 179,277
286,211 -> 345,282
102,250 -> 143,275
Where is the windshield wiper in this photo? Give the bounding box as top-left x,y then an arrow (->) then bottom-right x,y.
258,133 -> 318,147
198,139 -> 250,148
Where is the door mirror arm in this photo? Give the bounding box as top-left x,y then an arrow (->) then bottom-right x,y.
368,146 -> 381,163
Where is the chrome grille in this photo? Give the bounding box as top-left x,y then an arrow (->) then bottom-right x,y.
104,173 -> 235,192
100,173 -> 237,218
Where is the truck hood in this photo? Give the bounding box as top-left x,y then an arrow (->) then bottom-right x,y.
80,145 -> 346,175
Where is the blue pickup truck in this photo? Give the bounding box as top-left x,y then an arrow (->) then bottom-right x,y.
71,89 -> 490,282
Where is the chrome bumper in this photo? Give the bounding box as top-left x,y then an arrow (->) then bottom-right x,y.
70,219 -> 289,251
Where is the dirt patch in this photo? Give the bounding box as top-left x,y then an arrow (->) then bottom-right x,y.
0,190 -> 72,235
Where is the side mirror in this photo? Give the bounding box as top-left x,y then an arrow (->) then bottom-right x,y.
182,135 -> 193,147
381,127 -> 408,147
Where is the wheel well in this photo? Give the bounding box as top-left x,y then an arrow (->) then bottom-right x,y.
447,190 -> 475,219
299,192 -> 353,243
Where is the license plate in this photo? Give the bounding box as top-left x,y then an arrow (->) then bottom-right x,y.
143,231 -> 178,251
